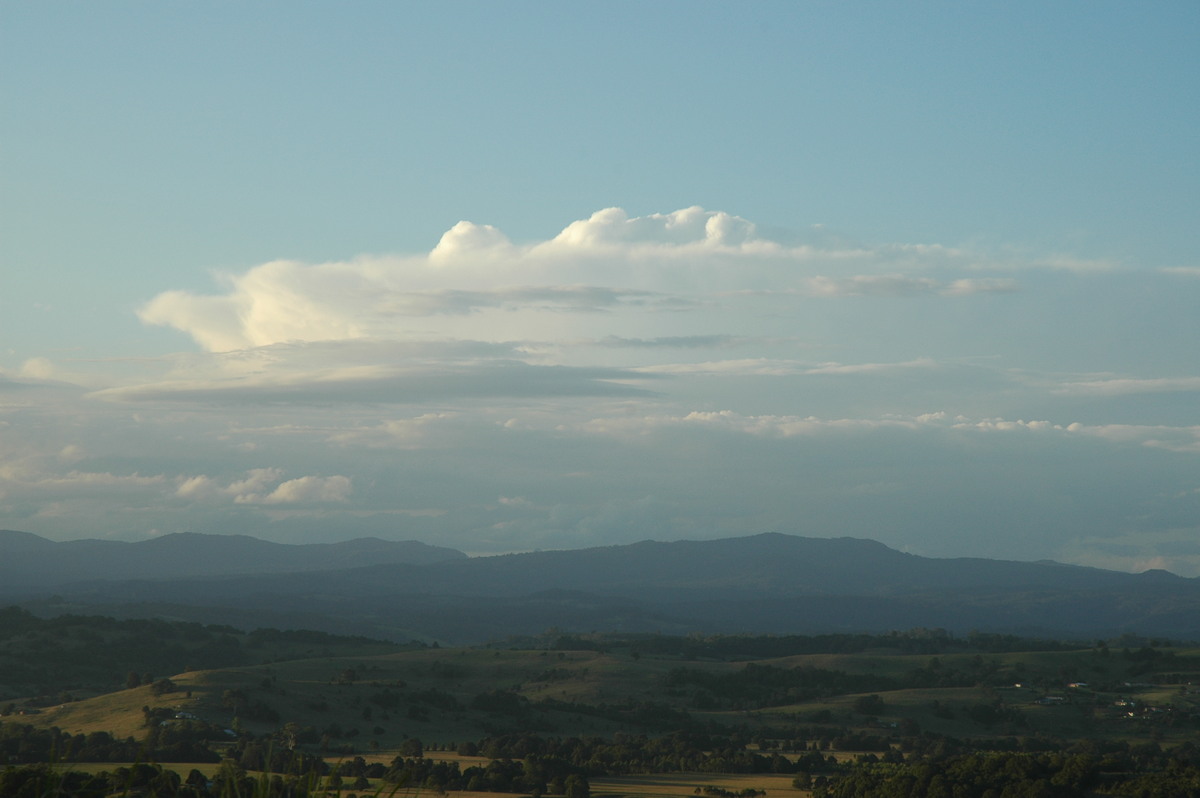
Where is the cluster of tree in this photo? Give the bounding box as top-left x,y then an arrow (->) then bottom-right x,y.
220,689 -> 280,723
540,630 -> 1075,660
535,697 -> 692,729
699,786 -> 765,798
0,760 -> 356,798
1120,644 -> 1182,677
898,655 -> 1010,690
0,721 -> 219,765
379,753 -> 591,798
244,626 -> 388,648
230,740 -> 328,777
472,689 -> 530,715
0,762 -> 204,798
805,734 -> 1200,797
665,663 -> 899,709
0,608 -> 251,698
665,650 -> 1124,713
813,750 -> 1132,798
454,731 -> 846,777
0,606 -> 400,702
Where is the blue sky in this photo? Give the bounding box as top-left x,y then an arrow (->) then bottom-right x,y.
2,2 -> 1200,573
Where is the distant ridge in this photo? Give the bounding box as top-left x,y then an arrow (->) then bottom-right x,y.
0,529 -> 57,550
319,531 -> 1159,600
0,530 -> 466,590
5,530 -> 1200,643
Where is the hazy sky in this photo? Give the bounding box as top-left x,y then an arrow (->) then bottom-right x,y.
3,2 -> 1200,574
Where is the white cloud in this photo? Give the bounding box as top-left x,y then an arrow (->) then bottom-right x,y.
329,413 -> 460,449
636,357 -> 939,378
137,207 -> 1022,355
225,468 -> 284,498
804,275 -> 1019,297
955,418 -> 1062,433
429,221 -> 517,262
175,474 -> 219,500
1065,422 -> 1200,453
803,358 -> 939,376
1055,376 -> 1200,396
1030,255 -> 1118,273
578,409 -> 956,440
174,469 -> 281,502
256,475 -> 352,505
19,358 -> 57,380
57,445 -> 86,463
592,334 -> 757,349
174,468 -> 350,505
638,359 -> 807,377
33,471 -> 167,490
566,410 -> 1200,454
806,274 -> 942,297
940,278 -> 1020,295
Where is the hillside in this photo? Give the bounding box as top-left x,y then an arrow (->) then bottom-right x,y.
9,625 -> 1200,798
13,628 -> 1200,753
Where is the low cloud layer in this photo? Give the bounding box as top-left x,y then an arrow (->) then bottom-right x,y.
5,208 -> 1200,576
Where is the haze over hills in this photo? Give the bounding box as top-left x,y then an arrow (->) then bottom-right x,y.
4,530 -> 1200,644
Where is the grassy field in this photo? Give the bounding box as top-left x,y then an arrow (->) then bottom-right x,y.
47,764 -> 805,798
45,759 -> 806,798
591,773 -> 803,798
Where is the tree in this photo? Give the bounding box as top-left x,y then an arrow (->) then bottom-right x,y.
853,694 -> 886,715
565,773 -> 590,798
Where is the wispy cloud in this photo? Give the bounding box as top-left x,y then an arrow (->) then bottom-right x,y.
375,286 -> 659,316
91,361 -> 655,404
593,334 -> 751,349
1054,376 -> 1200,396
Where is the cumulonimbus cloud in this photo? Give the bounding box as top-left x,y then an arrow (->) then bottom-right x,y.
138,207 -> 1018,353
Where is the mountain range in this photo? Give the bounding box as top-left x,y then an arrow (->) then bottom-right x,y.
3,530 -> 1198,644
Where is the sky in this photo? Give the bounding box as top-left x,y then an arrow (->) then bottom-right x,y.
2,2 -> 1199,574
